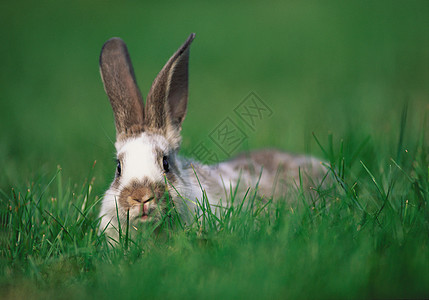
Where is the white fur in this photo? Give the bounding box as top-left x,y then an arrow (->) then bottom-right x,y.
99,134 -> 327,242
116,134 -> 168,184
99,133 -> 175,238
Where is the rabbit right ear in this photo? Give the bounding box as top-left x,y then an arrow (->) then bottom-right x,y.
145,34 -> 195,143
99,38 -> 145,140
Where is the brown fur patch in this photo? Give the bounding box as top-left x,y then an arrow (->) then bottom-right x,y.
119,179 -> 166,210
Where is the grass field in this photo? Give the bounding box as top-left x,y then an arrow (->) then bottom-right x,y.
1,1 -> 428,299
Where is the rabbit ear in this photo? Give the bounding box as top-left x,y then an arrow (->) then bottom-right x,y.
99,38 -> 145,140
145,33 -> 195,139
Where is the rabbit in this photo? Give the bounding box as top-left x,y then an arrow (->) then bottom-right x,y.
98,33 -> 328,242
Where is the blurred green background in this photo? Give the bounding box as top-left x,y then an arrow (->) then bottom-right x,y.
0,0 -> 428,193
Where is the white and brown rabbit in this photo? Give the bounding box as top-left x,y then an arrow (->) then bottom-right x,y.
98,33 -> 327,241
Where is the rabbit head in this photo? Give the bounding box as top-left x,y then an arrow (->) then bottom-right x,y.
98,34 -> 195,235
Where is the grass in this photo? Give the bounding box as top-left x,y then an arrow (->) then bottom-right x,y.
1,0 -> 429,299
1,118 -> 428,299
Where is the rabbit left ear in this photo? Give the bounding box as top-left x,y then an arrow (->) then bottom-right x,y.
99,38 -> 145,140
145,33 -> 195,137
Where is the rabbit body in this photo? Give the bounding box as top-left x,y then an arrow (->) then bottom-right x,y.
98,34 -> 326,241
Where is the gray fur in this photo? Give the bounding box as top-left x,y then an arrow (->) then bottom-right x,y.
145,33 -> 195,148
99,38 -> 145,140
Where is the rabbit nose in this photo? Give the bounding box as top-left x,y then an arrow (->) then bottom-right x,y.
127,194 -> 154,204
140,195 -> 155,203
119,179 -> 166,209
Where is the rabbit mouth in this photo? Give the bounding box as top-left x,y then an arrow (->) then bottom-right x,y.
130,195 -> 165,223
138,198 -> 155,221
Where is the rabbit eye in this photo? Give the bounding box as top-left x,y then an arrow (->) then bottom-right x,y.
116,159 -> 122,177
162,156 -> 169,173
